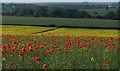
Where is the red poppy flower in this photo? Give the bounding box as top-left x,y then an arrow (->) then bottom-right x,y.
43,42 -> 47,46
3,45 -> 7,53
52,40 -> 56,44
107,46 -> 111,50
27,43 -> 31,47
68,45 -> 71,49
46,50 -> 53,55
35,43 -> 40,49
111,44 -> 115,48
34,39 -> 36,42
79,43 -> 83,48
85,43 -> 90,49
68,40 -> 72,45
57,48 -> 62,51
6,51 -> 9,55
43,64 -> 48,69
103,61 -> 109,65
35,49 -> 39,54
95,44 -> 98,47
20,47 -> 26,52
12,46 -> 17,51
3,45 -> 6,50
33,57 -> 40,62
28,45 -> 32,51
14,41 -> 18,45
7,44 -> 11,48
41,34 -> 44,36
19,52 -> 24,57
9,62 -> 13,68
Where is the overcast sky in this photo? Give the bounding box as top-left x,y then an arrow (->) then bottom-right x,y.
1,0 -> 120,3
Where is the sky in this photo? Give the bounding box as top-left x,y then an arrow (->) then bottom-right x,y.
1,0 -> 120,3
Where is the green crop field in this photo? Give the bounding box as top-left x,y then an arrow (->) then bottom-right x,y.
81,8 -> 117,16
2,16 -> 119,29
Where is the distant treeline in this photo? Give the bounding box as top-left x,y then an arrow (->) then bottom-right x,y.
2,6 -> 120,20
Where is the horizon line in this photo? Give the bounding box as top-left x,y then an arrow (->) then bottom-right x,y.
1,1 -> 119,3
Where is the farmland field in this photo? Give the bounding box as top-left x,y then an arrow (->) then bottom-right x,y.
2,25 -> 119,37
1,25 -> 120,69
43,28 -> 119,37
2,34 -> 120,69
2,16 -> 119,29
1,25 -> 54,35
1,15 -> 120,69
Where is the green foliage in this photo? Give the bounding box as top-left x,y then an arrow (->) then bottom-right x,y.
2,7 -> 119,20
33,7 -> 47,17
81,8 -> 117,16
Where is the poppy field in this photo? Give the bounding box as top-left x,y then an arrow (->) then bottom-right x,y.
2,34 -> 120,69
1,3 -> 120,70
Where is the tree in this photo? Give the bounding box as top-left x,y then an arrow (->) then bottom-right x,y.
10,8 -> 20,16
3,10 -> 10,16
114,9 -> 120,20
33,7 -> 47,17
94,12 -> 98,18
47,8 -> 65,17
16,8 -> 26,16
64,9 -> 80,18
96,15 -> 103,19
105,6 -> 109,10
78,10 -> 91,18
105,11 -> 116,20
